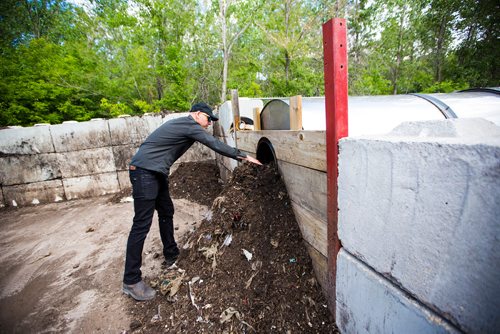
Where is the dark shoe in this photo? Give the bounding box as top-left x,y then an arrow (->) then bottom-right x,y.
162,255 -> 178,268
122,280 -> 156,301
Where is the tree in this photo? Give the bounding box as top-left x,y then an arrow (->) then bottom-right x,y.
256,0 -> 324,96
453,0 -> 499,87
214,0 -> 262,102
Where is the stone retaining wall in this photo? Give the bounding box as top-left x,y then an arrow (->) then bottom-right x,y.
337,118 -> 500,333
0,113 -> 214,207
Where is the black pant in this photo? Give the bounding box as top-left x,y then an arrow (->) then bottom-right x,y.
123,167 -> 179,285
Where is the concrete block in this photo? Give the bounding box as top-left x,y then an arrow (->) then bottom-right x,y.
176,142 -> 215,164
215,154 -> 235,183
0,153 -> 61,185
338,120 -> 500,333
0,126 -> 54,154
58,148 -> 116,178
160,112 -> 189,124
0,187 -> 4,207
112,144 -> 138,171
389,118 -> 500,138
2,180 -> 65,207
336,250 -> 459,334
108,115 -> 162,146
50,119 -> 111,152
117,170 -> 131,191
63,172 -> 120,200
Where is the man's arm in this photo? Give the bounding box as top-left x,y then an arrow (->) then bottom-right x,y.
240,155 -> 262,165
189,126 -> 262,165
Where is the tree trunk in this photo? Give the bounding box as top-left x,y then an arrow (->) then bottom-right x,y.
221,51 -> 229,102
220,0 -> 228,102
156,77 -> 163,100
392,8 -> 406,95
285,50 -> 290,83
435,17 -> 446,82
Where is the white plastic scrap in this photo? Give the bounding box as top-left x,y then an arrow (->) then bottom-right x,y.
151,305 -> 162,323
220,307 -> 241,324
120,196 -> 133,203
188,281 -> 199,310
223,234 -> 233,247
204,210 -> 213,222
242,249 -> 253,261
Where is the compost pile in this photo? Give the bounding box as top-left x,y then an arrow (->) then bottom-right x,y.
169,161 -> 223,206
127,161 -> 338,333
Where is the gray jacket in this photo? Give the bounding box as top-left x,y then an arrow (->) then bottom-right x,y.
130,115 -> 246,175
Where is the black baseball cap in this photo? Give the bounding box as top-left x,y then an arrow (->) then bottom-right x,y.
190,102 -> 219,121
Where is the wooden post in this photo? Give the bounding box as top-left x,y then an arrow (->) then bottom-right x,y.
289,95 -> 303,131
253,107 -> 261,130
231,89 -> 241,132
323,18 -> 348,319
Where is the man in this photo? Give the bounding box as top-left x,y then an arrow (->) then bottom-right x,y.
122,102 -> 261,301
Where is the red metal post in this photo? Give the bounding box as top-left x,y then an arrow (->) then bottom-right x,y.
323,18 -> 348,318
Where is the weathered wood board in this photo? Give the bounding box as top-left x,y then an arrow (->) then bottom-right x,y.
291,202 -> 327,257
304,242 -> 328,293
278,160 -> 327,222
237,130 -> 326,172
230,131 -> 329,293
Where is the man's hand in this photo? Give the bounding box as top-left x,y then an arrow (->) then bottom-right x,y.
243,155 -> 262,165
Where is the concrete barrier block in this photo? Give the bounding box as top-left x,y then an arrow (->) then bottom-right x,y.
161,112 -> 189,124
2,180 -> 65,207
108,115 -> 162,146
0,153 -> 61,185
176,142 -> 215,164
390,118 -> 500,138
107,118 -> 130,145
336,250 -> 459,334
338,120 -> 500,333
50,119 -> 111,152
117,170 -> 131,191
58,148 -> 116,178
63,172 -> 119,200
112,144 -> 138,171
0,126 -> 54,154
140,115 -> 163,141
0,187 -> 5,207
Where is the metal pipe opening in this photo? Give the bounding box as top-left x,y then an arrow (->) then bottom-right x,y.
256,138 -> 277,165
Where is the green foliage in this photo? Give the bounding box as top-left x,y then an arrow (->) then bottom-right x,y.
0,0 -> 497,127
422,81 -> 469,93
133,100 -> 158,114
99,98 -> 133,118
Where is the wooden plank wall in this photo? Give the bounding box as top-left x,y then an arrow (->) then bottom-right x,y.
237,130 -> 329,291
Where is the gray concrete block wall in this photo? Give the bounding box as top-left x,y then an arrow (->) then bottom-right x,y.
0,112 -> 216,207
50,120 -> 111,152
3,180 -> 65,207
336,250 -> 459,334
108,116 -> 162,146
116,170 -> 131,191
337,118 -> 500,333
0,153 -> 61,185
63,173 -> 120,200
0,126 -> 54,154
58,148 -> 116,178
112,145 -> 139,171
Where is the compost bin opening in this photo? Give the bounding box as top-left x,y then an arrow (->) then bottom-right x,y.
256,138 -> 277,165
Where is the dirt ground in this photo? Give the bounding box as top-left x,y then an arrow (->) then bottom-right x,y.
0,161 -> 337,333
